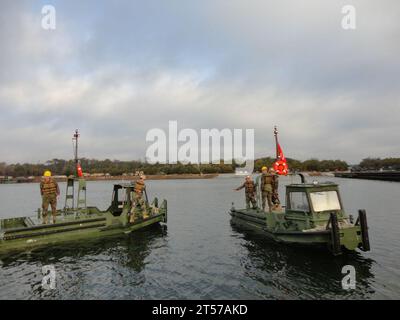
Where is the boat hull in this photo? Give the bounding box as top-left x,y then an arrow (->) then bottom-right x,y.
230,209 -> 363,253
0,208 -> 166,254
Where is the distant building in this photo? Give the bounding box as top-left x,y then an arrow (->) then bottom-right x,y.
235,169 -> 249,176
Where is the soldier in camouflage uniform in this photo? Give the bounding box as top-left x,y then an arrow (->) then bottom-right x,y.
260,166 -> 273,212
40,170 -> 60,224
235,175 -> 257,209
130,175 -> 149,222
270,168 -> 280,208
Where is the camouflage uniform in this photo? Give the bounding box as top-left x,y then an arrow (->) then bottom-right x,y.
261,173 -> 273,212
271,173 -> 280,206
236,179 -> 257,209
40,178 -> 60,223
130,179 -> 148,222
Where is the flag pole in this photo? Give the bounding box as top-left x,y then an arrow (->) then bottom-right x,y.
274,126 -> 279,159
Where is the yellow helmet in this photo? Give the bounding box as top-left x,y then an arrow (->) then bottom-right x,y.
44,170 -> 52,177
261,166 -> 268,171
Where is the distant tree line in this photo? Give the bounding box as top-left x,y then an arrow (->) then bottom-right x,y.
0,156 -> 354,177
0,159 -> 235,177
4,157 -> 400,177
357,157 -> 400,171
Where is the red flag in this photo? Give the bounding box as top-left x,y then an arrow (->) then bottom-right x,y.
277,143 -> 286,161
76,163 -> 83,177
273,143 -> 289,175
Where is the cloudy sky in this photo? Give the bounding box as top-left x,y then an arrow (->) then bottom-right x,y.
0,0 -> 399,164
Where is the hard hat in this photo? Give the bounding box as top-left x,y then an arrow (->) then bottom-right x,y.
261,166 -> 268,171
44,170 -> 52,177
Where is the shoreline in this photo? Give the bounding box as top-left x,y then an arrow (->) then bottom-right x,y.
0,173 -> 219,184
334,171 -> 400,182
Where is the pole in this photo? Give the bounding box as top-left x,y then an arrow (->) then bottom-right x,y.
73,129 -> 79,165
274,126 -> 279,159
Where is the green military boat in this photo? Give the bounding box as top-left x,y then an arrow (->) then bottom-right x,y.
230,127 -> 370,255
0,182 -> 167,255
230,174 -> 370,256
0,130 -> 167,254
0,184 -> 167,253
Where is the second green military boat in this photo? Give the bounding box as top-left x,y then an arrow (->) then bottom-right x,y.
230,174 -> 370,255
230,127 -> 370,256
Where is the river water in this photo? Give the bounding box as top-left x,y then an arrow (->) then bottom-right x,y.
0,175 -> 399,299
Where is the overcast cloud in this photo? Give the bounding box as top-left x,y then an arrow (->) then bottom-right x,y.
0,0 -> 399,164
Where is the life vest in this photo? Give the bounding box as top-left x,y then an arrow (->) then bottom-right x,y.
261,174 -> 273,191
41,179 -> 58,196
134,180 -> 145,195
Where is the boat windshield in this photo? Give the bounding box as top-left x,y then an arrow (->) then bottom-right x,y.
289,192 -> 310,212
310,191 -> 341,212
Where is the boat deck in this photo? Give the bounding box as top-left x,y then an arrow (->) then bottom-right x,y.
0,209 -> 106,233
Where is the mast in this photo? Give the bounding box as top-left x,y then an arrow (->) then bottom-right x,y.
274,126 -> 279,159
73,129 -> 80,167
72,129 -> 82,178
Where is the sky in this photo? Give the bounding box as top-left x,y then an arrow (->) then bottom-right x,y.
0,0 -> 399,164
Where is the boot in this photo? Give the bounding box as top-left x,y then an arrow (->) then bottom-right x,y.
129,212 -> 136,223
42,213 -> 48,225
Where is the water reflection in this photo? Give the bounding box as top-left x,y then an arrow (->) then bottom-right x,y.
1,224 -> 167,266
0,225 -> 167,299
230,222 -> 376,299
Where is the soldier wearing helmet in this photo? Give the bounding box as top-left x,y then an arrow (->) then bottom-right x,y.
234,175 -> 257,210
260,166 -> 274,212
40,170 -> 60,224
269,168 -> 281,209
130,174 -> 149,222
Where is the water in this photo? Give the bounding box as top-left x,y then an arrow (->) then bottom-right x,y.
0,175 -> 399,299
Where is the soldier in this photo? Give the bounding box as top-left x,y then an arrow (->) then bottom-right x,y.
40,170 -> 60,224
270,168 -> 281,209
130,174 -> 149,222
260,166 -> 274,212
234,175 -> 257,210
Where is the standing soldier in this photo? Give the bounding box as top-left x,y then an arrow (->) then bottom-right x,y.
40,170 -> 60,224
260,166 -> 274,212
270,168 -> 281,209
130,174 -> 149,222
234,175 -> 257,210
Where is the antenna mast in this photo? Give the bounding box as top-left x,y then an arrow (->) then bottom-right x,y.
274,126 -> 279,159
73,129 -> 80,165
